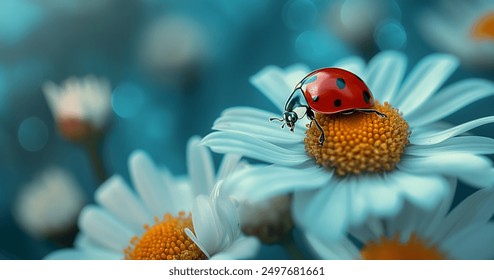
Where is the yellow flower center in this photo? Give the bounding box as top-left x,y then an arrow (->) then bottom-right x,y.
360,234 -> 445,260
305,102 -> 409,176
124,211 -> 207,260
471,11 -> 494,41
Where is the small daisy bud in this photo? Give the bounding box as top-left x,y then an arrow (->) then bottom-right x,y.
43,76 -> 112,143
13,167 -> 87,243
239,195 -> 293,244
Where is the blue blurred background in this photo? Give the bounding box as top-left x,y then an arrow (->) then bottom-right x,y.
0,0 -> 493,259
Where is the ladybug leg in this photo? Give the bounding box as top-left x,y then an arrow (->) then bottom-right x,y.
355,108 -> 387,118
307,109 -> 325,145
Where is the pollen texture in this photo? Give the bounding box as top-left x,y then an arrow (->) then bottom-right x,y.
305,102 -> 409,176
360,234 -> 445,260
124,211 -> 207,260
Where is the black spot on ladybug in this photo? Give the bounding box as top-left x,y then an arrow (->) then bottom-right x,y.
363,91 -> 371,104
336,78 -> 346,89
334,99 -> 342,107
312,95 -> 319,102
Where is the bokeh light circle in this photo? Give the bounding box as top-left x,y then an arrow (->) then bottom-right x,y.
283,0 -> 318,31
374,19 -> 407,50
18,117 -> 49,152
111,83 -> 145,118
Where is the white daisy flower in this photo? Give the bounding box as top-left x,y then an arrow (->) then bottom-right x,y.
44,136 -> 260,260
202,51 -> 494,243
43,75 -> 112,141
305,179 -> 494,260
13,167 -> 86,240
418,0 -> 494,69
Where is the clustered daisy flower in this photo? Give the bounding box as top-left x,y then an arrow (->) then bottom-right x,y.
305,179 -> 494,260
418,0 -> 494,69
43,75 -> 112,142
45,137 -> 260,260
203,50 -> 494,242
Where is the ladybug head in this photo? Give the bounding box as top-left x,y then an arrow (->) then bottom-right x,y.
270,110 -> 299,132
283,111 -> 298,132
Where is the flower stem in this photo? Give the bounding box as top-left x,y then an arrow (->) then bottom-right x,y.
83,136 -> 108,185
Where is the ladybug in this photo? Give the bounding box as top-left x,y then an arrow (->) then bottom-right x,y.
270,67 -> 386,145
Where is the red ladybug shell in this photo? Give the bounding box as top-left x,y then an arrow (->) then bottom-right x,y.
297,67 -> 375,114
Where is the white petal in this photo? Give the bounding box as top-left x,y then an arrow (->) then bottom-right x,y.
358,174 -> 403,219
187,136 -> 215,196
407,79 -> 494,127
293,183 -> 350,242
216,153 -> 242,181
95,175 -> 153,235
210,237 -> 261,260
391,172 -> 450,210
44,248 -> 120,260
202,132 -> 309,166
333,56 -> 367,79
365,50 -> 407,104
190,195 -> 221,256
419,178 -> 457,240
249,65 -> 302,110
213,108 -> 306,145
410,116 -> 494,145
405,136 -> 494,156
394,53 -> 459,116
129,150 -> 181,216
398,153 -> 494,188
441,223 -> 494,260
433,188 -> 494,244
304,233 -> 360,260
222,164 -> 332,202
78,206 -> 135,252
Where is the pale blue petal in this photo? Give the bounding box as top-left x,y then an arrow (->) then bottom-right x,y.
210,237 -> 261,260
44,248 -> 120,260
190,195 -> 221,256
216,153 -> 242,181
78,206 -> 135,252
95,175 -> 152,235
365,50 -> 407,104
284,64 -> 312,86
187,136 -> 215,196
441,223 -> 494,260
213,107 -> 306,145
410,116 -> 494,145
433,188 -> 494,244
405,136 -> 494,156
333,56 -> 367,79
202,132 -> 309,166
398,153 -> 494,188
407,79 -> 494,127
391,172 -> 450,210
222,164 -> 332,202
293,182 -> 350,242
304,233 -> 360,260
129,150 -> 181,216
419,178 -> 457,241
358,174 -> 403,219
250,65 -> 307,110
394,53 -> 459,116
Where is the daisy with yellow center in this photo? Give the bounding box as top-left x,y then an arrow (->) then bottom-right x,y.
418,0 -> 494,69
44,136 -> 260,260
203,51 -> 494,243
305,180 -> 494,260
